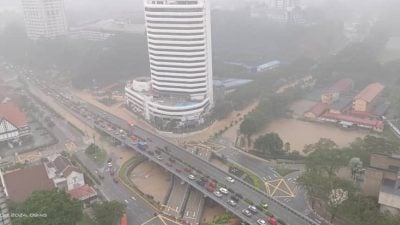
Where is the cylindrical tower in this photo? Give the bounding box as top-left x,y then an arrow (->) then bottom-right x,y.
144,0 -> 213,105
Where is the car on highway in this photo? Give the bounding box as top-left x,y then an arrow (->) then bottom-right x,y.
227,199 -> 237,207
241,209 -> 252,217
248,205 -> 258,213
219,187 -> 229,195
156,155 -> 163,161
213,191 -> 223,197
226,176 -> 235,183
261,202 -> 269,209
188,174 -> 196,180
257,219 -> 266,225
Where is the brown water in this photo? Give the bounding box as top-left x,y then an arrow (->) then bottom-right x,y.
263,119 -> 368,153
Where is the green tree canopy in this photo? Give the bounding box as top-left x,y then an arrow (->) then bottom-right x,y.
92,201 -> 126,225
11,189 -> 83,225
254,132 -> 285,156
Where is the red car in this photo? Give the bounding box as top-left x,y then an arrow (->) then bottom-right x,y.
184,168 -> 192,173
175,168 -> 182,173
267,216 -> 277,225
166,162 -> 173,167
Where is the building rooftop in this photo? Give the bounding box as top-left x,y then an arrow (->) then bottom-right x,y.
330,96 -> 353,111
323,78 -> 353,94
3,164 -> 55,202
354,82 -> 385,103
308,102 -> 329,117
322,112 -> 384,129
62,165 -> 81,177
0,100 -> 28,128
68,185 -> 97,201
53,155 -> 72,174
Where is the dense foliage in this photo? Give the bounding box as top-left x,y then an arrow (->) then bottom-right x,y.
298,137 -> 400,225
92,201 -> 126,225
10,189 -> 83,225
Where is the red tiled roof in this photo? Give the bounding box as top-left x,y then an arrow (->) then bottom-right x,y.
0,101 -> 28,128
354,83 -> 384,103
3,164 -> 55,202
322,112 -> 384,129
324,78 -> 353,94
68,185 -> 97,200
308,103 -> 329,117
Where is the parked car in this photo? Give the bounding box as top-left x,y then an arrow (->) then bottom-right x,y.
188,174 -> 196,180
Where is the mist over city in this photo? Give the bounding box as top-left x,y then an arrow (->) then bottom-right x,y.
0,1 -> 400,225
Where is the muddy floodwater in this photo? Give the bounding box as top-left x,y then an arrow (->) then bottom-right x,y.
263,119 -> 368,152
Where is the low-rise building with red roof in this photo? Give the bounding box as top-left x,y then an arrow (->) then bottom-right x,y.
304,102 -> 329,119
68,184 -> 98,208
321,78 -> 354,104
353,82 -> 385,112
1,164 -> 55,202
0,99 -> 30,143
321,112 -> 384,132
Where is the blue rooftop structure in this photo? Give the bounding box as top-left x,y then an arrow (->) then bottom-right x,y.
213,79 -> 253,89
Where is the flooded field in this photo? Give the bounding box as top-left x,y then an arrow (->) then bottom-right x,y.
262,119 -> 368,153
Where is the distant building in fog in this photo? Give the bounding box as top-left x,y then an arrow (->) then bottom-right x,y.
21,0 -> 67,40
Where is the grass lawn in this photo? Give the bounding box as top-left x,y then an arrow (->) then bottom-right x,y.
77,213 -> 96,225
85,144 -> 107,165
229,163 -> 266,191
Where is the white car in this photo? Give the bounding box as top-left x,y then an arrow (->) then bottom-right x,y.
226,176 -> 235,183
107,162 -> 112,168
156,155 -> 163,161
248,205 -> 258,213
241,209 -> 252,217
188,174 -> 196,180
257,219 -> 266,225
219,187 -> 229,194
213,191 -> 223,197
227,200 -> 237,207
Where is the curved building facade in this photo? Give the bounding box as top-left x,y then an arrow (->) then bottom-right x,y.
125,0 -> 213,128
144,0 -> 213,103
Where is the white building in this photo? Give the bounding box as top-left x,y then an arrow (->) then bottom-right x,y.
125,0 -> 214,128
21,0 -> 67,40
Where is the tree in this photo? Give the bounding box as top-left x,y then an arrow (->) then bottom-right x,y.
254,133 -> 284,157
11,189 -> 82,225
297,170 -> 328,209
239,118 -> 258,146
92,201 -> 126,225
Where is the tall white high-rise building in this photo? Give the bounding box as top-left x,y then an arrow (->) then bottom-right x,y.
125,0 -> 214,128
144,0 -> 213,103
21,0 -> 67,40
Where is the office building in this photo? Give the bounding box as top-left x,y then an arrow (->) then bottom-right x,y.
21,0 -> 67,40
125,0 -> 214,128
